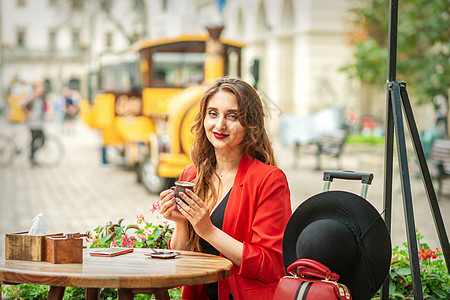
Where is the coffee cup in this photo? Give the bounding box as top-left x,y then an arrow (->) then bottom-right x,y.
174,181 -> 195,204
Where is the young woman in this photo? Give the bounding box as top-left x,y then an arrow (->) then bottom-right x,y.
159,77 -> 292,299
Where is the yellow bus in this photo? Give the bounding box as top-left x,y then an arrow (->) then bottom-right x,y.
81,27 -> 244,193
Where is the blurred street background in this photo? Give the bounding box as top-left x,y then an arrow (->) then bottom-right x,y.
0,0 -> 449,269
1,116 -> 449,257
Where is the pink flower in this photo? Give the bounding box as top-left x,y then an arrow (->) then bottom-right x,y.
137,232 -> 149,240
122,235 -> 129,247
150,199 -> 161,213
137,214 -> 145,224
122,234 -> 137,248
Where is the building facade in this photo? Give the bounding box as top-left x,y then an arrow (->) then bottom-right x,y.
1,0 -> 88,96
1,0 -> 387,130
220,0 -> 365,132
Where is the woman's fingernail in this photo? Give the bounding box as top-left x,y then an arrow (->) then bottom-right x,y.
177,204 -> 181,209
179,192 -> 185,197
185,189 -> 191,194
169,190 -> 174,195
175,198 -> 180,202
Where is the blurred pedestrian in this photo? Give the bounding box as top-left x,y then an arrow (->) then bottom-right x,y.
62,89 -> 78,133
53,93 -> 65,132
0,96 -> 5,118
434,95 -> 448,138
159,77 -> 292,299
20,82 -> 46,166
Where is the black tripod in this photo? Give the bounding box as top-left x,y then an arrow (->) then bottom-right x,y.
381,1 -> 450,299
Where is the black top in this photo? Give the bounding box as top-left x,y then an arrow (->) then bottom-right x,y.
199,189 -> 231,300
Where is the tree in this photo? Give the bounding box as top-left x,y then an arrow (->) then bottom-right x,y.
342,0 -> 449,128
55,0 -> 149,45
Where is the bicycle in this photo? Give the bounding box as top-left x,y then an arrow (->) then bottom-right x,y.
0,128 -> 65,168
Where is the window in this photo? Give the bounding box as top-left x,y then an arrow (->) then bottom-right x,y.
100,0 -> 112,12
106,32 -> 113,48
71,0 -> 83,10
72,30 -> 80,49
134,0 -> 144,10
44,79 -> 52,94
16,0 -> 26,7
17,29 -> 26,48
49,29 -> 57,52
152,52 -> 205,88
100,59 -> 142,92
69,78 -> 80,91
161,0 -> 168,12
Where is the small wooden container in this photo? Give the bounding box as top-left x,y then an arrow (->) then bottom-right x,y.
45,236 -> 83,264
5,232 -> 62,261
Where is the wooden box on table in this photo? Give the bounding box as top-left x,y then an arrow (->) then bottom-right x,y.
45,236 -> 83,264
5,232 -> 63,261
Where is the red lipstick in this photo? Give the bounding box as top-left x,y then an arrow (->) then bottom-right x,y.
213,132 -> 228,139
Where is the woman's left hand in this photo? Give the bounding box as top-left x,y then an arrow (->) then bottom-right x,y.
175,189 -> 215,239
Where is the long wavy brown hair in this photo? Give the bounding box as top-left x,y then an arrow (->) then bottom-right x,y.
187,77 -> 276,251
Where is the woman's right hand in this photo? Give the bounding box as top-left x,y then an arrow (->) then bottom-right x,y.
159,189 -> 186,223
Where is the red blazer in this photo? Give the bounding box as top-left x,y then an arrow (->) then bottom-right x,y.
178,156 -> 292,300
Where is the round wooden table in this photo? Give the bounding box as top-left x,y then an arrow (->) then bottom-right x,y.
0,248 -> 233,300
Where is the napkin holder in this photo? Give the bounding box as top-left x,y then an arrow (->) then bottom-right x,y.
45,235 -> 83,264
5,231 -> 63,261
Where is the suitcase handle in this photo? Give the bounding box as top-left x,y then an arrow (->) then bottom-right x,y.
323,170 -> 374,198
323,170 -> 373,184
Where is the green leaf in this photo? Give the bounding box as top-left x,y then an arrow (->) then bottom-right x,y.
389,279 -> 397,294
397,268 -> 411,276
114,226 -> 123,237
94,226 -> 104,234
101,233 -> 113,244
431,288 -> 447,298
428,273 -> 443,281
153,228 -> 162,240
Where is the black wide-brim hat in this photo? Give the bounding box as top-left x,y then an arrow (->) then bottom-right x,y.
283,191 -> 391,300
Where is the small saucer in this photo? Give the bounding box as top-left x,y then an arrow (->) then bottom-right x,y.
144,249 -> 180,259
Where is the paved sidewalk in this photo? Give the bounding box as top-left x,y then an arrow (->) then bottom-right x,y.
1,117 -> 449,258
0,118 -> 161,256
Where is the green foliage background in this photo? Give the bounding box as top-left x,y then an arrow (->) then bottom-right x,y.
341,0 -> 449,107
